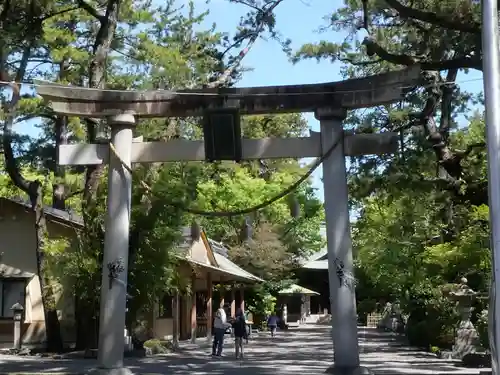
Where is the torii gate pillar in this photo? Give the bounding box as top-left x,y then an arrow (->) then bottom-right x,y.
317,108 -> 370,375
96,114 -> 135,375
34,65 -> 420,374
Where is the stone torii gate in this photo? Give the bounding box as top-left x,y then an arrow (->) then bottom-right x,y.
35,65 -> 420,375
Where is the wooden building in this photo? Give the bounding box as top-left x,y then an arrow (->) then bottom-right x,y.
153,227 -> 262,342
0,197 -> 262,347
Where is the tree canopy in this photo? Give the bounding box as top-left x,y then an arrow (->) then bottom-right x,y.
0,0 -> 323,351
290,0 -> 489,348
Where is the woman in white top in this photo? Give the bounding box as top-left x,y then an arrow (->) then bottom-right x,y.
212,303 -> 230,356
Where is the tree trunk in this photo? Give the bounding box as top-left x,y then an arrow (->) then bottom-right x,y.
0,36 -> 64,351
30,180 -> 64,352
75,295 -> 99,350
78,0 -> 120,348
52,115 -> 68,210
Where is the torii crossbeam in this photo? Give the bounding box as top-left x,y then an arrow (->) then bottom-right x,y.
35,64 -> 420,375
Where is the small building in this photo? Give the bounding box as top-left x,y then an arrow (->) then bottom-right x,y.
277,283 -> 319,325
152,229 -> 262,342
0,197 -> 261,347
298,249 -> 329,316
295,224 -> 330,322
0,197 -> 80,347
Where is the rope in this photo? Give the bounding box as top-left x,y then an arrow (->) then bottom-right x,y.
108,137 -> 342,217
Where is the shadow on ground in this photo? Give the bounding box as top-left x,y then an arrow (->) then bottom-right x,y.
0,326 -> 491,375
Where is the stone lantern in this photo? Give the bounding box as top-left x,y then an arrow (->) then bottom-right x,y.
448,277 -> 481,359
10,302 -> 24,350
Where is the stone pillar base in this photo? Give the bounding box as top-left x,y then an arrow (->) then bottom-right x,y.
325,365 -> 373,375
88,367 -> 134,375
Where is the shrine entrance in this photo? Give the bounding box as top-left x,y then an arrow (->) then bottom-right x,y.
35,64 -> 420,375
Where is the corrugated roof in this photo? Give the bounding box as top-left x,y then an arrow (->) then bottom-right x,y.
208,239 -> 228,257
301,259 -> 328,270
205,238 -> 262,282
187,256 -> 258,282
213,252 -> 263,282
278,283 -> 319,295
2,197 -> 83,226
0,266 -> 35,279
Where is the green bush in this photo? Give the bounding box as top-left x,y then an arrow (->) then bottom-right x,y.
476,309 -> 490,350
430,346 -> 441,356
357,299 -> 377,325
405,288 -> 459,349
143,339 -> 172,354
143,339 -> 161,348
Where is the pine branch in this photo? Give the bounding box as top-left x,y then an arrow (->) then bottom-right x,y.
385,0 -> 480,34
362,36 -> 481,71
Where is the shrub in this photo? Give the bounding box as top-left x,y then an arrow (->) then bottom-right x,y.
430,346 -> 441,356
405,288 -> 459,349
476,309 -> 489,350
143,339 -> 172,354
357,299 -> 377,325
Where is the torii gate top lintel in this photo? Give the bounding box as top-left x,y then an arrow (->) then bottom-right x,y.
34,65 -> 420,118
33,64 -> 421,375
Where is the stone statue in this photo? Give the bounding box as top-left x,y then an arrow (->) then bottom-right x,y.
377,302 -> 392,330
448,277 -> 481,359
390,301 -> 405,333
376,302 -> 404,332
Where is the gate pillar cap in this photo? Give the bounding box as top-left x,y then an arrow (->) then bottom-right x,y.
315,108 -> 347,121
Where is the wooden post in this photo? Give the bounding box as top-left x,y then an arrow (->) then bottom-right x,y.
190,274 -> 197,343
220,286 -> 225,307
172,292 -> 179,349
206,272 -> 213,341
240,288 -> 245,312
230,289 -> 236,317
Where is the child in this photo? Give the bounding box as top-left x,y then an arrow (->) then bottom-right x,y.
232,308 -> 247,359
267,311 -> 279,338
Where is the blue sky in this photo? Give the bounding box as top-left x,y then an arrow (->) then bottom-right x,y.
19,0 -> 485,202
195,0 -> 485,200
198,0 -> 344,201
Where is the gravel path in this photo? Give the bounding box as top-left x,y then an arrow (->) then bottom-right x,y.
0,326 -> 491,375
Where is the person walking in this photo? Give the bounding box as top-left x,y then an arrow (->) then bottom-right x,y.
245,310 -> 253,344
212,303 -> 230,357
267,311 -> 279,338
232,308 -> 247,359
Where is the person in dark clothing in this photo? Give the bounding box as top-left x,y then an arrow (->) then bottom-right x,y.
267,312 -> 279,338
232,308 -> 247,358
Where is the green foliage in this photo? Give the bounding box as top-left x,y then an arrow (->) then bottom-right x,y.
404,285 -> 459,348
476,309 -> 490,350
193,114 -> 325,282
430,346 -> 441,355
244,279 -> 293,327
290,0 -> 491,349
357,299 -> 377,325
0,0 -> 323,349
143,338 -> 172,353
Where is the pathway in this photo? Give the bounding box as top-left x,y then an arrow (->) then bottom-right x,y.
0,326 -> 492,375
